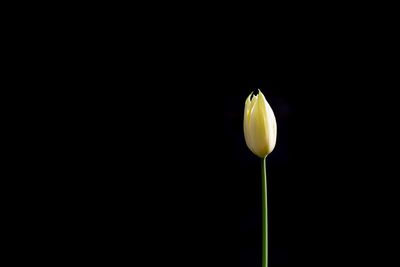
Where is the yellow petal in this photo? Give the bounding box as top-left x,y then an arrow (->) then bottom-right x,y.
244,92 -> 256,154
249,94 -> 268,157
258,91 -> 277,155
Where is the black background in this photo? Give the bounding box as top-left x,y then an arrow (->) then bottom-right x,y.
69,48 -> 384,267
22,6 -> 398,266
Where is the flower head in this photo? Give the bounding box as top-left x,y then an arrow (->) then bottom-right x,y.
244,90 -> 277,158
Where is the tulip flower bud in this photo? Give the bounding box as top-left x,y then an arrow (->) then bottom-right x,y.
244,90 -> 277,158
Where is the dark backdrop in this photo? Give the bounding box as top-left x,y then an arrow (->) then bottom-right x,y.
33,9 -> 396,266
86,48 -> 393,266
69,55 -> 353,267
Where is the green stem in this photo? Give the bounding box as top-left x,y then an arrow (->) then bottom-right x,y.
261,157 -> 268,267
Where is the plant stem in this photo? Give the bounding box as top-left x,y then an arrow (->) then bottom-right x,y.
261,157 -> 268,267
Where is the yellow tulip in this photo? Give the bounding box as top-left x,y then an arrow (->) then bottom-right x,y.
243,90 -> 277,158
